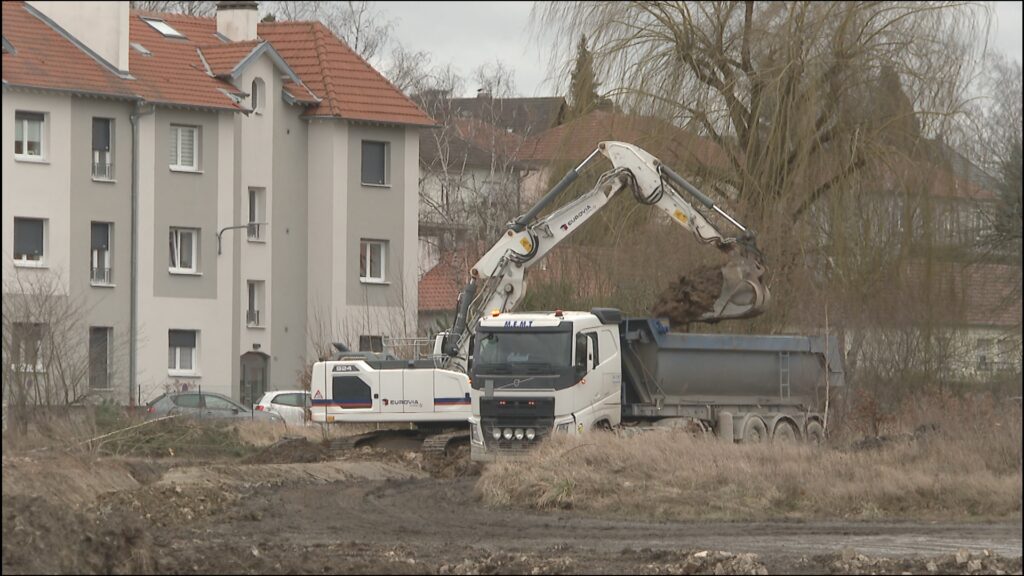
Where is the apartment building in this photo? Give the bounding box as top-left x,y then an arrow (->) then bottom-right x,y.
2,1 -> 432,406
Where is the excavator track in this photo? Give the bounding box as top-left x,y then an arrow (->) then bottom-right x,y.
420,430 -> 470,456
328,429 -> 422,453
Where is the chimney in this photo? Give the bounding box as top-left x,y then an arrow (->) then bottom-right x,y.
217,1 -> 259,42
28,1 -> 130,72
476,88 -> 492,99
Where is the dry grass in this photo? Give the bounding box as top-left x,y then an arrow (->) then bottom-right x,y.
233,420 -> 413,447
478,398 -> 1022,521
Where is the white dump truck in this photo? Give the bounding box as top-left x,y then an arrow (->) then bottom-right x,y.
466,309 -> 843,460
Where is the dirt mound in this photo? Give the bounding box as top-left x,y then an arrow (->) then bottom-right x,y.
243,437 -> 330,465
2,495 -> 155,574
650,265 -> 722,326
97,484 -> 243,527
815,547 -> 1022,575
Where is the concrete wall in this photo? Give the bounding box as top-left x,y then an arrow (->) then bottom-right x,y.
152,110 -> 220,299
69,98 -> 134,401
27,1 -> 130,71
270,72 -> 310,389
136,108 -> 237,402
2,90 -> 73,292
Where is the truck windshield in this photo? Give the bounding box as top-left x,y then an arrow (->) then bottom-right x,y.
475,331 -> 571,372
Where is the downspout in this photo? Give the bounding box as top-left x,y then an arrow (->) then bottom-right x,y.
129,100 -> 154,407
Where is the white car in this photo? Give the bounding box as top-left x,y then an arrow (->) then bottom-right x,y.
254,390 -> 311,426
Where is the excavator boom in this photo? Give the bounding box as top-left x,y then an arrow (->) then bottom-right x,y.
440,141 -> 770,367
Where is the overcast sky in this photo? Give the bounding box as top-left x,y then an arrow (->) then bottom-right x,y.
380,2 -> 1023,98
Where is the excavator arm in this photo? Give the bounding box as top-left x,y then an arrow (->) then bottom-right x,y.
439,141 -> 769,369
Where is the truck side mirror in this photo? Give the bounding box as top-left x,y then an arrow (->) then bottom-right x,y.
575,333 -> 588,379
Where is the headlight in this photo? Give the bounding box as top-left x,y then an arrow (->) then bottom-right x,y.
555,422 -> 571,434
503,428 -> 513,440
514,428 -> 524,440
526,428 -> 536,441
491,427 -> 502,441
470,422 -> 484,446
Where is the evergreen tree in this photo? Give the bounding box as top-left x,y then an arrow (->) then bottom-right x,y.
567,35 -> 605,117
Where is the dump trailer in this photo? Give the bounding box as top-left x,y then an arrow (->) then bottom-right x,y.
467,309 -> 843,460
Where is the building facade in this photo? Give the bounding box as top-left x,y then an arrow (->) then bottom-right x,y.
2,0 -> 432,407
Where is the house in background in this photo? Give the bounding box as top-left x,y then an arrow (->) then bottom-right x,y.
2,0 -> 431,407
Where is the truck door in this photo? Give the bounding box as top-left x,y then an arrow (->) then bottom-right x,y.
328,365 -> 379,413
379,369 -> 404,414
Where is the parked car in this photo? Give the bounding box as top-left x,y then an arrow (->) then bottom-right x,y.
254,390 -> 311,426
146,392 -> 282,423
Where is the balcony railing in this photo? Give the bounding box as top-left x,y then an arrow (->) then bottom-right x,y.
90,266 -> 112,285
92,161 -> 113,180
246,309 -> 261,326
246,222 -> 264,241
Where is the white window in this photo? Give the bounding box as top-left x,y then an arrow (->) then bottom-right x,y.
169,227 -> 198,273
247,280 -> 264,327
142,17 -> 186,38
13,217 -> 46,266
91,222 -> 113,285
14,111 -> 44,159
359,239 -> 387,283
92,118 -> 114,179
361,141 -> 389,186
168,329 -> 197,375
247,187 -> 265,241
251,78 -> 265,114
169,125 -> 199,171
359,335 -> 384,353
12,323 -> 45,372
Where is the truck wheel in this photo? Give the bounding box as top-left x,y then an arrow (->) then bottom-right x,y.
772,420 -> 799,444
805,421 -> 825,445
740,416 -> 767,444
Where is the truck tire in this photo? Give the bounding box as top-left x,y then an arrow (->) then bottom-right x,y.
772,420 -> 799,444
740,416 -> 767,444
805,421 -> 825,445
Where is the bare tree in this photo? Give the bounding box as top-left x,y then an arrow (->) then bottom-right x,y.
2,271 -> 127,435
534,2 -> 987,223
262,1 -> 393,64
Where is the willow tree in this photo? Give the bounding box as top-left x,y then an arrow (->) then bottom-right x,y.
534,2 -> 987,223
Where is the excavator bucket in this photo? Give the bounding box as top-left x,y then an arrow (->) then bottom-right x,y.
703,249 -> 770,321
651,240 -> 770,325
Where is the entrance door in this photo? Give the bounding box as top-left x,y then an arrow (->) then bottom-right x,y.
240,352 -> 269,408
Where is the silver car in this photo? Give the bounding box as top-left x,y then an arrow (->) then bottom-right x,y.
146,392 -> 282,422
254,390 -> 311,426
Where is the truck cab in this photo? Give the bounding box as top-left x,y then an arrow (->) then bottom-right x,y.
468,308 -> 623,459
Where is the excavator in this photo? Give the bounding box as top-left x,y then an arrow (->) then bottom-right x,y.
438,140 -> 769,372
309,141 -> 769,454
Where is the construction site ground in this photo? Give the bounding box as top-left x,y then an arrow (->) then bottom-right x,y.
3,429 -> 1022,575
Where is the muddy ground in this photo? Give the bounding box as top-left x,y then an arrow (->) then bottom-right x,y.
3,441 -> 1022,575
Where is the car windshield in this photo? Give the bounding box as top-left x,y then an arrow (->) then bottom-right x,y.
475,330 -> 571,372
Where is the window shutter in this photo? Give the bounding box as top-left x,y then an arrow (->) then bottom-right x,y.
180,127 -> 195,167
169,126 -> 179,165
14,219 -> 44,256
361,141 -> 386,185
169,330 -> 196,348
92,118 -> 111,152
91,223 -> 109,250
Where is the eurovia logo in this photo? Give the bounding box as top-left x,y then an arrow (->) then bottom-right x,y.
559,204 -> 593,231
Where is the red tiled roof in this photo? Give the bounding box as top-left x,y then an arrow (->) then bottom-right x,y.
3,2 -> 430,124
128,11 -> 242,109
521,110 -> 730,172
2,2 -> 136,99
259,21 -> 433,126
198,40 -> 262,77
418,260 -> 463,312
905,261 -> 1021,328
